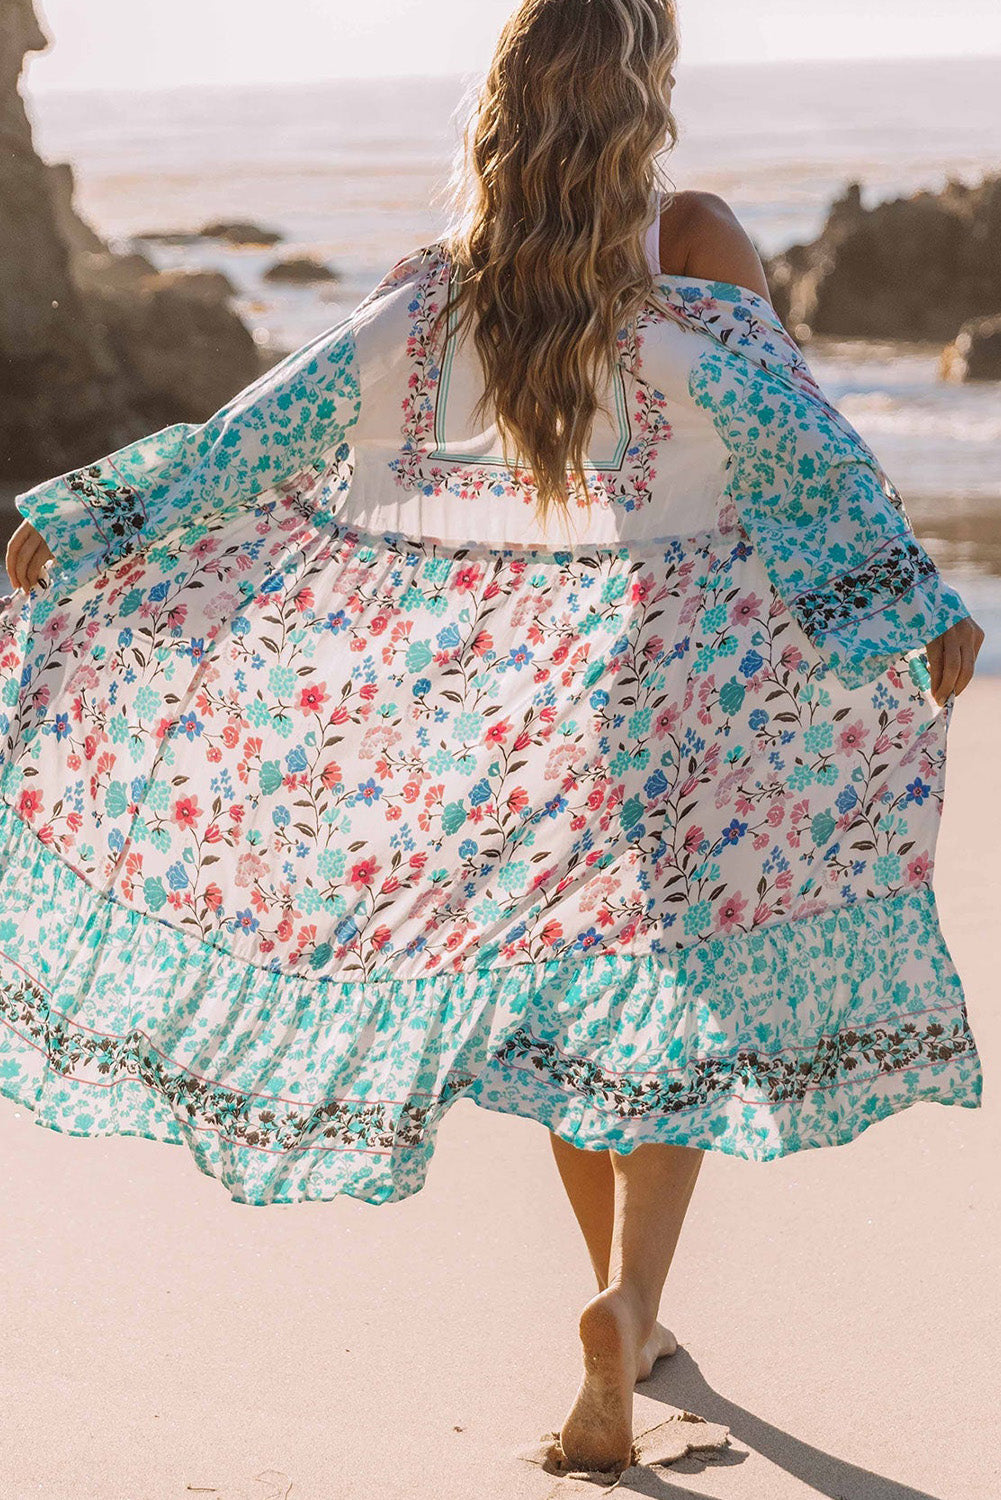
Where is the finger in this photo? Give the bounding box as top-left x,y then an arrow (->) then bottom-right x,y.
5,527 -> 28,591
15,531 -> 45,592
23,534 -> 54,589
925,638 -> 942,697
24,548 -> 52,590
11,527 -> 44,592
935,634 -> 962,705
954,639 -> 976,697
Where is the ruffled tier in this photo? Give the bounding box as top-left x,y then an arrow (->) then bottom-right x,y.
0,797 -> 981,1205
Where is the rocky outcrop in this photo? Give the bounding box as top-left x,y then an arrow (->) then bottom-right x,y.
765,174 -> 1001,343
0,1 -> 261,485
198,220 -> 283,246
262,255 -> 338,284
92,267 -> 259,431
135,220 -> 284,247
940,313 -> 1001,382
46,159 -> 104,256
0,0 -> 133,482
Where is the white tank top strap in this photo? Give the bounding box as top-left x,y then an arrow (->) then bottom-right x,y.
644,188 -> 663,276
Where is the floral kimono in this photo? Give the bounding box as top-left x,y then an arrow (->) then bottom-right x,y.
0,211 -> 983,1205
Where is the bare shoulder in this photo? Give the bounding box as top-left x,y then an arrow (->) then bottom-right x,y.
664,189 -> 772,303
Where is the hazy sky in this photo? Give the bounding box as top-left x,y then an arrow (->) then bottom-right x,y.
26,0 -> 1001,92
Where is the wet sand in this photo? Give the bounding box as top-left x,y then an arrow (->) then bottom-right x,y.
0,677 -> 997,1499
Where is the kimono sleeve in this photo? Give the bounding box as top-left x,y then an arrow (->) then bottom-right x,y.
13,315 -> 362,586
687,339 -> 972,691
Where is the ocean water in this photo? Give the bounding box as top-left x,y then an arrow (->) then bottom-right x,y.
13,54 -> 1001,665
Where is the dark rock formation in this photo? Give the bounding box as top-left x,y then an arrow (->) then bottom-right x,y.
940,313 -> 1001,382
135,221 -> 284,247
198,220 -> 283,246
93,268 -> 259,431
46,160 -> 104,256
161,267 -> 239,301
262,255 -> 339,285
0,1 -> 262,485
0,0 -> 133,482
765,174 -> 1001,342
132,229 -> 207,247
70,249 -> 160,294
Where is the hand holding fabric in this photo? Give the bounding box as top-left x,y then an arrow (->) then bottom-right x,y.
926,616 -> 985,704
5,519 -> 54,593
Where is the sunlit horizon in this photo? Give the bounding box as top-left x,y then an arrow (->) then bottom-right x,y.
25,0 -> 1001,93
25,51 -> 1001,101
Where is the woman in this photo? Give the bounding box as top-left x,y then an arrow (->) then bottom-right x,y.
0,0 -> 985,1476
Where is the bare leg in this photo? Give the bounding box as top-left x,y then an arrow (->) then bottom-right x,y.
548,1133 -> 614,1289
548,1133 -> 679,1378
555,1140 -> 703,1472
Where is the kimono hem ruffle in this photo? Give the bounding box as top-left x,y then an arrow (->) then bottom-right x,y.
0,797 -> 979,1205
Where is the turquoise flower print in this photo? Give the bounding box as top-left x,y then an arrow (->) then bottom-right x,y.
406,641 -> 434,672
873,854 -> 902,885
811,811 -> 837,846
259,760 -> 284,796
441,802 -> 467,835
104,781 -> 129,818
804,722 -> 834,754
719,679 -> 746,715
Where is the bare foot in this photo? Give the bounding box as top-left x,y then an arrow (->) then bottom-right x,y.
558,1286 -> 652,1473
636,1318 -> 678,1381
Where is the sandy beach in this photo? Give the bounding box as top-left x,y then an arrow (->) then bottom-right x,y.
0,672 -> 995,1499
1,15 -> 998,1496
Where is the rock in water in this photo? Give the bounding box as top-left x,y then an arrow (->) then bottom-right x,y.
199,219 -> 284,246
262,255 -> 339,284
940,313 -> 1001,382
132,228 -> 208,246
765,174 -> 1001,342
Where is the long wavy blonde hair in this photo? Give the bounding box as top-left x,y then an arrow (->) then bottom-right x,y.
433,0 -> 681,531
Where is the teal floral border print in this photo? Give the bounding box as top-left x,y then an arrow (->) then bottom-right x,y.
0,797 -> 982,1206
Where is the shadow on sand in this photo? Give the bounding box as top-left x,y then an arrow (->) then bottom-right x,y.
599,1346 -> 947,1499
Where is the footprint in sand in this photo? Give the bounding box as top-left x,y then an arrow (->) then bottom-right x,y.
517,1410 -> 730,1484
